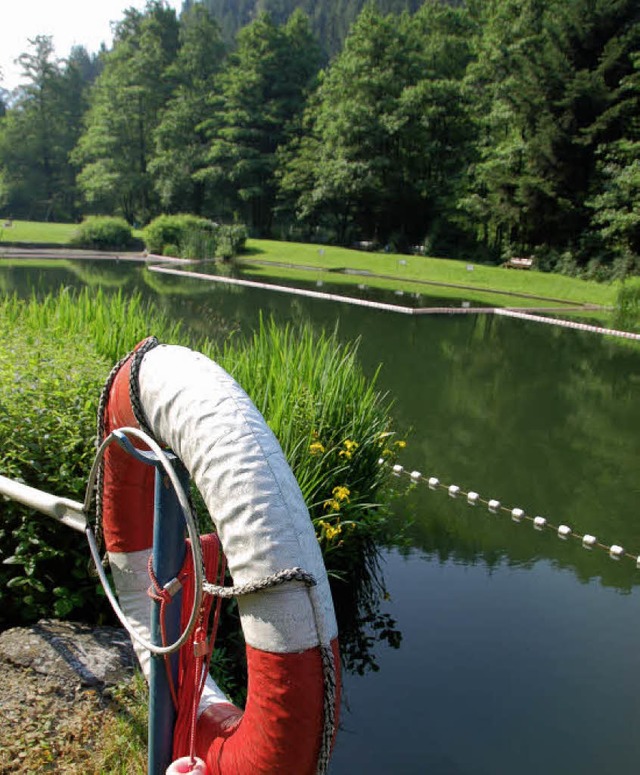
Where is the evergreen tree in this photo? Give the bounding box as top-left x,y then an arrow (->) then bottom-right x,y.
463,0 -> 640,264
0,36 -> 95,220
199,10 -> 321,234
72,1 -> 180,223
587,51 -> 640,274
197,0 -> 424,57
150,3 -> 226,214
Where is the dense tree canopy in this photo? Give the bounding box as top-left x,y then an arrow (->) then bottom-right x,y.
0,0 -> 638,277
279,2 -> 475,249
463,0 -> 640,271
150,3 -> 226,214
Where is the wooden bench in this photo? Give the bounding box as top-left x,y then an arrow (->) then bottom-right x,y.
503,256 -> 533,270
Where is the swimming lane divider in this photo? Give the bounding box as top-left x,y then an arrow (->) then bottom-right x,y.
147,265 -> 640,339
385,461 -> 640,569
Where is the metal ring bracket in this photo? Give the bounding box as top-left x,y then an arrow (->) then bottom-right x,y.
84,426 -> 204,656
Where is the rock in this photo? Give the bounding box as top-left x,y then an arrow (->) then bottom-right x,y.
0,618 -> 136,686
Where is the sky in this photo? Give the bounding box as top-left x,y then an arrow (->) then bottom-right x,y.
0,0 -> 183,93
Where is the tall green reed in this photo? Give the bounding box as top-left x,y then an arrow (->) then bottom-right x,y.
1,288 -> 399,624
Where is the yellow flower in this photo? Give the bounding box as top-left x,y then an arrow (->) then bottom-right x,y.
324,498 -> 341,512
394,440 -> 407,449
325,523 -> 342,541
339,440 -> 358,460
309,441 -> 325,455
332,486 -> 350,503
316,519 -> 342,542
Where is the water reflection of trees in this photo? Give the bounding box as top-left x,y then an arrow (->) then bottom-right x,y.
0,266 -> 75,297
356,310 -> 640,595
392,483 -> 639,594
330,539 -> 402,676
66,259 -> 134,288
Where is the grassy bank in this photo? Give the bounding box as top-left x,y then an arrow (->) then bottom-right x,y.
242,239 -> 619,309
0,220 -> 622,309
0,220 -> 81,245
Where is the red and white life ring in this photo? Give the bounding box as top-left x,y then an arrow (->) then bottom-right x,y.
100,339 -> 341,774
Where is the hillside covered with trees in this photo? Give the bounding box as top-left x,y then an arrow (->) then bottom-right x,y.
188,0 -> 426,56
0,0 -> 639,278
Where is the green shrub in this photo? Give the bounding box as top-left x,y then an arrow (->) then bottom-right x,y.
143,214 -> 248,260
71,216 -> 134,250
0,289 -> 184,625
612,277 -> 640,332
217,224 -> 248,260
162,243 -> 180,257
0,327 -> 110,624
142,214 -> 218,258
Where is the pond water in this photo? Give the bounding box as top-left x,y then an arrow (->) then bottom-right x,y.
3,261 -> 640,774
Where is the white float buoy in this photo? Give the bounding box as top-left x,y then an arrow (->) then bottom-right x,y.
392,464 -> 403,477
410,470 -> 422,481
511,508 -> 524,522
428,477 -> 440,490
533,516 -> 547,530
467,491 -> 480,506
582,534 -> 597,549
488,499 -> 500,513
558,524 -> 572,540
448,485 -> 460,498
609,544 -> 624,560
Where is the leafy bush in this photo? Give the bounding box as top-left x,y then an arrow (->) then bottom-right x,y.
612,277 -> 640,333
216,224 -> 248,260
0,326 -> 109,624
0,289 -> 184,625
142,214 -> 247,259
71,216 -> 134,250
142,214 -> 218,258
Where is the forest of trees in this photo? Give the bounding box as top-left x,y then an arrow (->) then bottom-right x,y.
188,0 -> 426,56
0,0 -> 639,278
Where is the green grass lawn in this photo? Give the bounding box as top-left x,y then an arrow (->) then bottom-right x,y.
244,239 -> 620,309
0,220 -> 621,309
0,219 -> 80,244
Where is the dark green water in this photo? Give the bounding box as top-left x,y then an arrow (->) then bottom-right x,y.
3,261 -> 640,774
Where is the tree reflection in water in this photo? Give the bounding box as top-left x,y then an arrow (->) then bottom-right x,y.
330,539 -> 402,676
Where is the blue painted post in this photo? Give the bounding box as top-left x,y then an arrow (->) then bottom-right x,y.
148,459 -> 190,775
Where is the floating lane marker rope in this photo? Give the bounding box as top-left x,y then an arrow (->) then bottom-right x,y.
494,308 -> 640,341
383,460 -> 640,568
